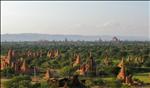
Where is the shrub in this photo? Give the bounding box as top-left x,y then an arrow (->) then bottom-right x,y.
60,66 -> 74,77
85,79 -> 94,88
40,81 -> 49,88
1,67 -> 15,78
86,71 -> 96,77
4,75 -> 32,88
108,79 -> 122,88
93,78 -> 105,86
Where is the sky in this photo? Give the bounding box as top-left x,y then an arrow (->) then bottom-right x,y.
1,1 -> 150,37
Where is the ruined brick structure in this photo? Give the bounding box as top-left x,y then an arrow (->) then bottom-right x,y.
44,69 -> 53,80
76,52 -> 96,76
117,58 -> 128,83
76,64 -> 86,75
20,60 -> 30,73
73,54 -> 81,67
86,53 -> 96,72
47,49 -> 61,58
112,36 -> 119,42
103,56 -> 111,66
1,49 -> 15,70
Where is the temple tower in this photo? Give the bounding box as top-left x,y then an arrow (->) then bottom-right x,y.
20,60 -> 29,73
44,69 -> 53,80
117,58 -> 126,82
73,54 -> 81,67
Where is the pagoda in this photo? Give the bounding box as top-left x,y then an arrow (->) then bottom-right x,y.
44,69 -> 53,80
32,66 -> 39,82
54,49 -> 61,57
86,52 -> 96,72
73,54 -> 81,67
47,50 -> 55,58
20,60 -> 30,74
103,55 -> 111,66
112,36 -> 119,42
1,49 -> 15,70
117,58 -> 126,82
76,64 -> 86,75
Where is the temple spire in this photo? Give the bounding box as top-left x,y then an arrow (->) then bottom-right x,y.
117,58 -> 125,68
44,68 -> 53,80
117,58 -> 126,82
20,60 -> 29,73
32,66 -> 39,82
73,54 -> 81,67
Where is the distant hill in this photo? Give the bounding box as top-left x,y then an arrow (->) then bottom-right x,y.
1,33 -> 149,42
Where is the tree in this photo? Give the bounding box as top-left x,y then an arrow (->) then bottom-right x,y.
60,66 -> 74,77
1,66 -> 15,78
4,75 -> 32,88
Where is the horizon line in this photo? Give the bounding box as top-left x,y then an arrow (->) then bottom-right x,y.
1,33 -> 148,37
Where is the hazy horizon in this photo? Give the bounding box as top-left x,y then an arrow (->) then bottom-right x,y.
1,33 -> 149,38
1,1 -> 150,38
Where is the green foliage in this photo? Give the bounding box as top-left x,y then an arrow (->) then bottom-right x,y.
60,66 -> 74,77
4,75 -> 32,88
32,83 -> 41,88
1,66 -> 15,78
108,79 -> 122,88
98,65 -> 116,76
40,82 -> 49,88
93,78 -> 105,85
1,41 -> 150,88
85,79 -> 94,88
144,58 -> 150,67
112,67 -> 121,76
121,84 -> 131,88
86,71 -> 96,77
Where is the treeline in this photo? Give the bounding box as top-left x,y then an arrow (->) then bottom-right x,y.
1,41 -> 149,59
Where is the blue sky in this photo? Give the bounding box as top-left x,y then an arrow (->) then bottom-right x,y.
1,1 -> 149,37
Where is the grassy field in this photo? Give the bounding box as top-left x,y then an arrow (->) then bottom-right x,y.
134,73 -> 150,83
1,73 -> 150,88
1,79 -> 10,88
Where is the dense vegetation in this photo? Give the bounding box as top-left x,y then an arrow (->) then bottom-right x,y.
1,41 -> 150,88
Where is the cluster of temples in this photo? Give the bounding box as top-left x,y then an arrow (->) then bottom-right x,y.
47,49 -> 61,58
117,58 -> 133,85
0,49 -> 61,70
1,49 -> 31,74
1,49 -> 16,70
26,50 -> 44,58
1,48 -> 147,87
74,52 -> 96,76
